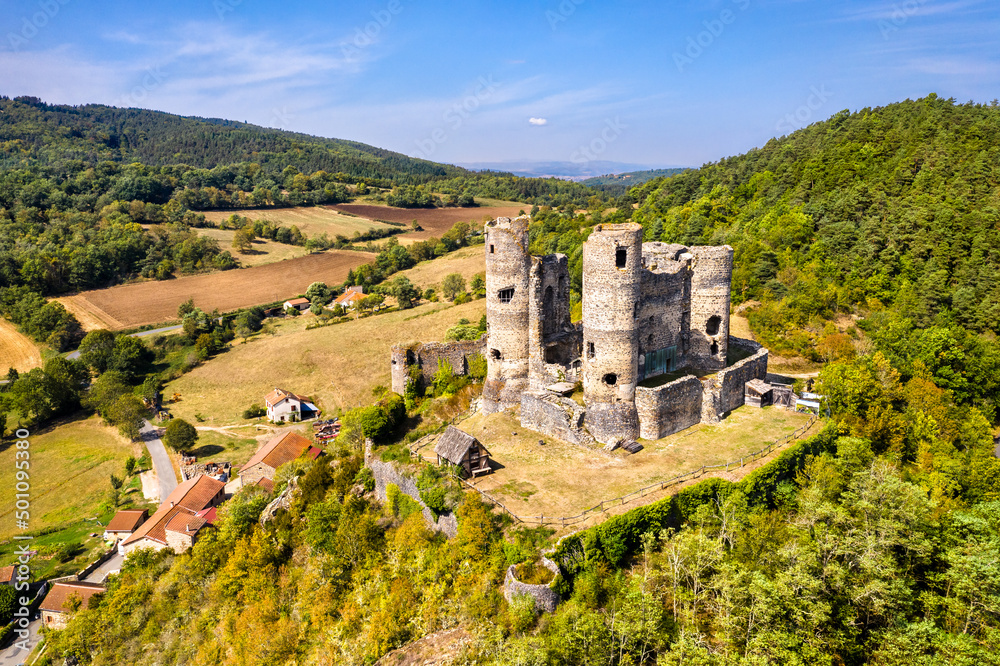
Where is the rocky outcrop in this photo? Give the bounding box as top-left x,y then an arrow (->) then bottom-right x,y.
259,475 -> 298,525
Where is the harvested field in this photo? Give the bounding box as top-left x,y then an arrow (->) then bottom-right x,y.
64,251 -> 371,330
165,297 -> 487,424
397,245 -> 485,291
201,206 -> 397,239
0,318 -> 42,373
56,294 -> 123,331
331,202 -> 525,241
423,407 -> 815,525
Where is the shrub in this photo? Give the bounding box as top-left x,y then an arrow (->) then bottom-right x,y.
242,404 -> 266,419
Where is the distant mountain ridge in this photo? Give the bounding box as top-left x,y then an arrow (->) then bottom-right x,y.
455,160 -> 676,180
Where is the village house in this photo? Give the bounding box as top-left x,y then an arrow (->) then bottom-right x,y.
283,297 -> 310,312
264,387 -> 318,423
434,426 -> 492,477
103,509 -> 149,551
0,565 -> 14,586
121,475 -> 225,557
332,285 -> 365,310
39,582 -> 105,630
238,431 -> 321,487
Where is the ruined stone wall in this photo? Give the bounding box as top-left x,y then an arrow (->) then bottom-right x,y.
483,216 -> 532,413
390,338 -> 486,395
716,337 -> 768,415
528,254 -> 575,390
637,244 -> 692,379
582,223 -> 643,443
689,246 -> 734,371
520,390 -> 595,446
635,375 -> 704,440
503,560 -> 561,613
367,456 -> 458,538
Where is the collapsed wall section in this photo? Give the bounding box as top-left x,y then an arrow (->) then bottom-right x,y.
520,390 -> 595,447
528,254 -> 580,389
390,338 -> 486,395
635,375 -> 703,440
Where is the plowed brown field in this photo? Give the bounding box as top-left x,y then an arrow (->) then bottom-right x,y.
0,319 -> 42,373
60,251 -> 371,330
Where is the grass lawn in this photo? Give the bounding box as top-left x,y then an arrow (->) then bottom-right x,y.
0,415 -> 149,579
425,406 -> 815,524
164,297 -> 487,424
190,427 -> 271,467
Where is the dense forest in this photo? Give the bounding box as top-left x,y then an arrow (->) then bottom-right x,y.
581,168 -> 690,196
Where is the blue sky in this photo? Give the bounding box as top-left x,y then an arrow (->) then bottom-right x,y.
2,0 -> 998,168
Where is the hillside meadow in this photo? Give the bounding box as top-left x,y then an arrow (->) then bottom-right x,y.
164,297 -> 487,424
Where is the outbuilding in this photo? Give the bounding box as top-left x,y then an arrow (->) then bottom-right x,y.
744,378 -> 773,408
434,426 -> 492,477
39,582 -> 105,629
283,297 -> 310,312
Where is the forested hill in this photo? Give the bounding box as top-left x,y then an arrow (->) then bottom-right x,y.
0,96 -> 464,183
623,94 -> 1000,350
582,167 -> 689,195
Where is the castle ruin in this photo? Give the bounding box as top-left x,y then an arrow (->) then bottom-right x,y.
392,216 -> 769,446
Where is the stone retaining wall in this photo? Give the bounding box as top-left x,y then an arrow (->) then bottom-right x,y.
716,337 -> 769,415
520,390 -> 595,446
391,337 -> 486,395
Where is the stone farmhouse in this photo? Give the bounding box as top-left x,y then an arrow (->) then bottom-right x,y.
39,581 -> 105,629
121,475 -> 225,557
392,216 -> 769,445
103,509 -> 148,551
238,431 -> 320,487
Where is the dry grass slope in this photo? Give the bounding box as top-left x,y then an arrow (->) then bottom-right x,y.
397,246 -> 485,292
0,318 -> 43,373
165,297 -> 487,424
201,206 -> 398,239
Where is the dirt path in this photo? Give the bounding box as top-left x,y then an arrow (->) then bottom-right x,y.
0,318 -> 42,373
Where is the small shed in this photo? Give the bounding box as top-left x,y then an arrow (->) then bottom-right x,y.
745,379 -> 773,408
434,426 -> 492,477
771,384 -> 796,409
283,297 -> 310,312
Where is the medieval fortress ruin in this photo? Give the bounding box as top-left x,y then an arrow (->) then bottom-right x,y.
392,216 -> 769,446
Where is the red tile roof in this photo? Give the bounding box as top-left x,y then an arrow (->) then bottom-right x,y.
40,582 -> 105,613
284,297 -> 309,306
306,446 -> 324,460
240,431 -> 312,473
0,565 -> 14,583
164,513 -> 207,535
255,477 -> 274,493
264,388 -> 308,407
122,476 -> 224,548
105,509 -> 148,533
195,506 -> 218,524
334,290 -> 365,306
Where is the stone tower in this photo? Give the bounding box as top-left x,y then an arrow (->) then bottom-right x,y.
581,223 -> 643,443
688,246 -> 734,371
482,216 -> 533,413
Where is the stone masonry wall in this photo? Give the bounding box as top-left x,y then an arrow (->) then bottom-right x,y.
390,338 -> 486,395
520,390 -> 596,446
635,375 -> 704,440
637,247 -> 691,378
688,246 -> 734,371
716,337 -> 769,415
367,456 -> 458,538
503,558 -> 561,613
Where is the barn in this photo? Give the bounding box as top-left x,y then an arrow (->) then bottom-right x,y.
434,426 -> 492,477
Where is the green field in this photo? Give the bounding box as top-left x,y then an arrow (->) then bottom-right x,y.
0,415 -> 148,578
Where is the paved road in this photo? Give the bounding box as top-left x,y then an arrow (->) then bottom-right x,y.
65,324 -> 183,360
82,551 -> 125,583
141,420 -> 178,501
0,618 -> 40,666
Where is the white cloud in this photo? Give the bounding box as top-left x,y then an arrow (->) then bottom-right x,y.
528,117 -> 548,125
